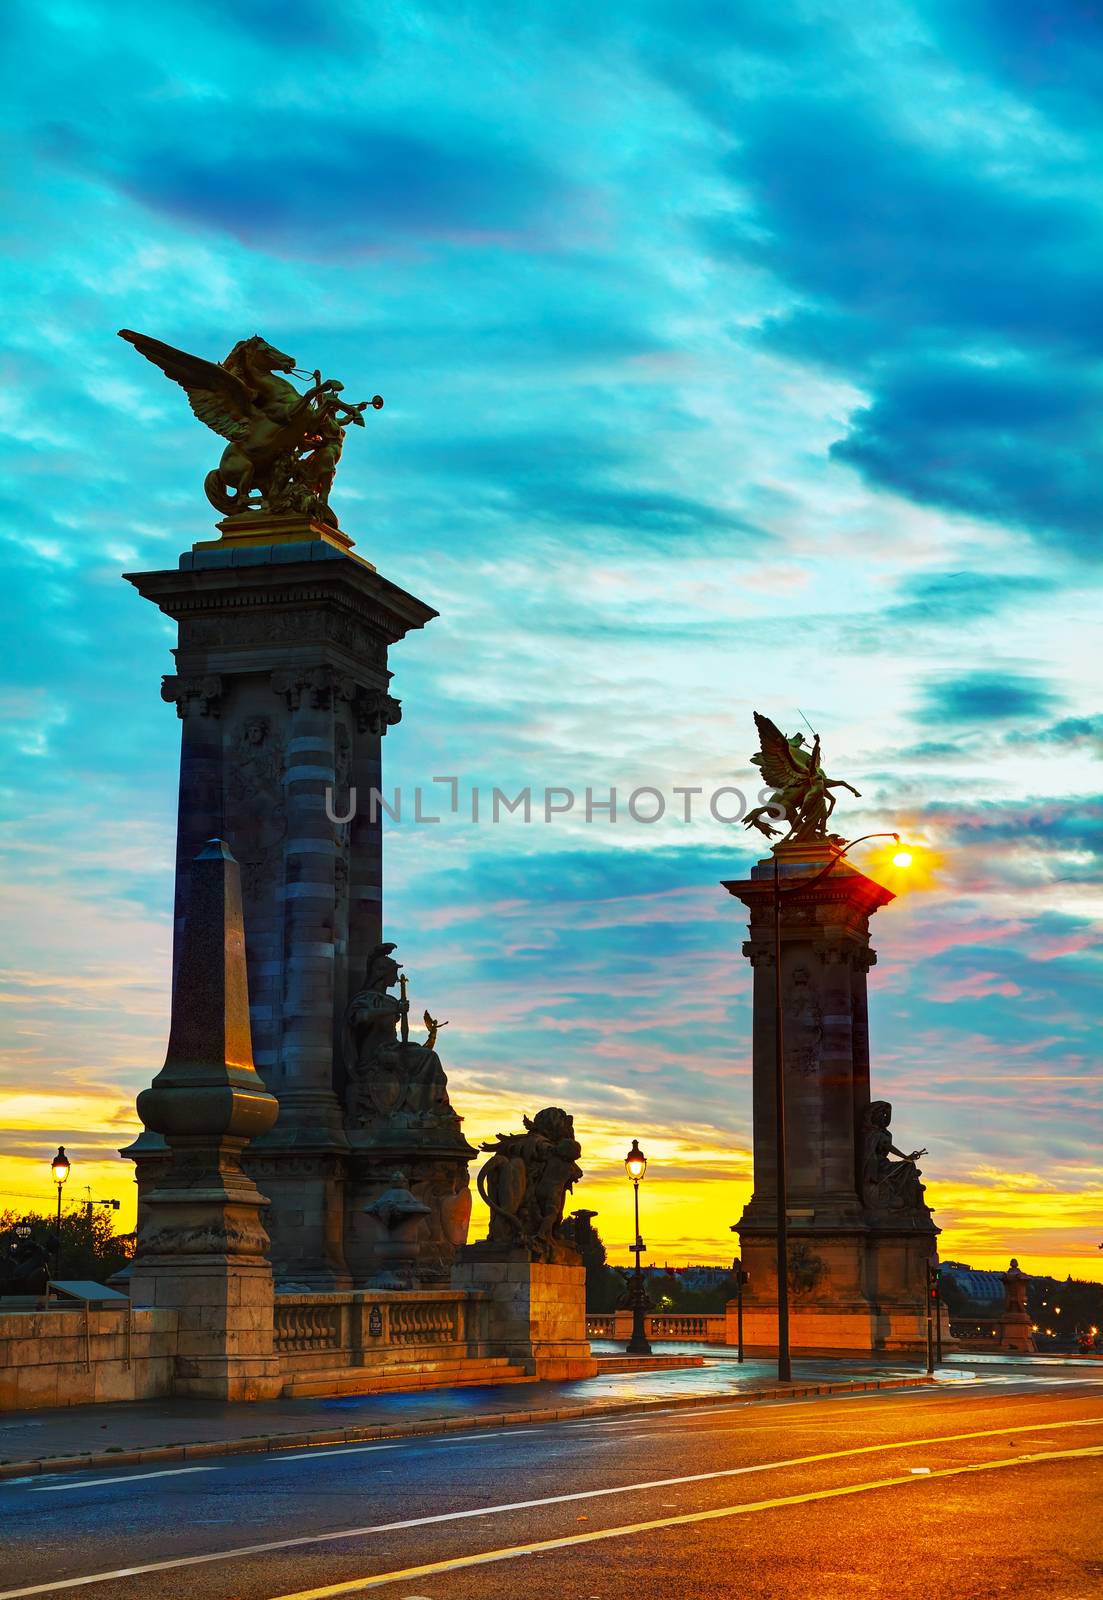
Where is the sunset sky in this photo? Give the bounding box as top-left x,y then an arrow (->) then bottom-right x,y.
2,1 -> 1100,1279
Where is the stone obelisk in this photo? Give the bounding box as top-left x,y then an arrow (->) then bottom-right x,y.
129,840 -> 282,1399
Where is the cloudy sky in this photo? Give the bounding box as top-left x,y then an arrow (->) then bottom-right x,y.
2,0 -> 1100,1275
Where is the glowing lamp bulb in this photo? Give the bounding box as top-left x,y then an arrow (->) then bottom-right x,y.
624,1139 -> 647,1182
892,850 -> 913,869
51,1146 -> 70,1186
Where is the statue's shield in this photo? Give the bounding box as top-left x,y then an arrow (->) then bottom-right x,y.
368,1070 -> 405,1118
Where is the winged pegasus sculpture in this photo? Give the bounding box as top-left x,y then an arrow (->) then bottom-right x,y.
742,712 -> 861,843
118,329 -> 382,527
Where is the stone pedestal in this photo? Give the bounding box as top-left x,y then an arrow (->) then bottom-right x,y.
129,840 -> 282,1399
125,533 -> 436,1288
724,842 -> 939,1356
452,1248 -> 598,1379
346,1124 -> 476,1286
1000,1260 -> 1037,1354
128,1140 -> 282,1400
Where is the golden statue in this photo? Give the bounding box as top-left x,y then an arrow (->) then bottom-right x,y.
743,711 -> 862,843
118,329 -> 382,527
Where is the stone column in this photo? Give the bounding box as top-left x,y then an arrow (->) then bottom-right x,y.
129,840 -> 282,1400
724,841 -> 938,1355
125,536 -> 435,1288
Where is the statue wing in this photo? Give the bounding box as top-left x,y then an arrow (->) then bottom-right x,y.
752,711 -> 806,789
118,329 -> 254,442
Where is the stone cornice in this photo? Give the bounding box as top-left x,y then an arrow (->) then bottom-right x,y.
124,550 -> 437,646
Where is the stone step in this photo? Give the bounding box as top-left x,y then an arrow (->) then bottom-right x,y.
282,1357 -> 532,1398
596,1354 -> 706,1374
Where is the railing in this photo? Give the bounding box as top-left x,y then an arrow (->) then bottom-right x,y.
647,1314 -> 724,1340
949,1321 -> 1002,1344
274,1290 -> 486,1373
390,1299 -> 461,1345
586,1314 -> 616,1338
590,1310 -> 729,1344
275,1300 -> 344,1355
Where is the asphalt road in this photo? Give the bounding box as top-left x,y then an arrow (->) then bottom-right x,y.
2,1368 -> 1101,1600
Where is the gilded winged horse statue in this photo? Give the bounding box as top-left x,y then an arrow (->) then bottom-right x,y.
118,330 -> 382,527
742,711 -> 861,843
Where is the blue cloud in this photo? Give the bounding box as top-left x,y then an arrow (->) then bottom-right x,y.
917,671 -> 1059,725
890,569 -> 1055,623
687,78 -> 1103,551
40,110 -> 577,258
928,0 -> 1103,126
831,359 -> 1102,546
1007,715 -> 1103,751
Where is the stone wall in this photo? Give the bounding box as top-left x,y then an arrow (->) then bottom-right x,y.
0,1306 -> 178,1410
0,1290 -> 511,1410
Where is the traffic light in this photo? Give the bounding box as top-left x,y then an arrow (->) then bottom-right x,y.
928,1263 -> 941,1301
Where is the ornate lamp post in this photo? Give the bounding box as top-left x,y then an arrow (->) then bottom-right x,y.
50,1146 -> 70,1281
770,832 -> 904,1383
624,1138 -> 652,1356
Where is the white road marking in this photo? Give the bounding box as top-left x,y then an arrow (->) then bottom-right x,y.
266,1443 -> 1103,1598
215,1427 -> 545,1467
3,1413 -> 1102,1597
425,1429 -> 542,1445
31,1466 -> 215,1493
276,1446 -> 402,1463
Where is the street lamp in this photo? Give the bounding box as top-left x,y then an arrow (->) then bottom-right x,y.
50,1146 -> 69,1281
624,1138 -> 652,1356
771,831 -> 905,1384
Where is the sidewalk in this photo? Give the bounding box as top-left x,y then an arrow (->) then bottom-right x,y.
0,1350 -> 934,1480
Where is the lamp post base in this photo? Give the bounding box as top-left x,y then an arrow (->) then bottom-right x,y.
626,1290 -> 652,1356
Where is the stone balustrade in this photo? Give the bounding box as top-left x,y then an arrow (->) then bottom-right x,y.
646,1313 -> 725,1340
592,1310 -> 728,1345
586,1314 -> 616,1338
274,1289 -> 488,1374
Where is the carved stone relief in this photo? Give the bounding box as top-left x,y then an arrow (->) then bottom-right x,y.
180,608 -> 389,664
225,714 -> 287,899
333,719 -> 352,904
783,965 -> 824,1075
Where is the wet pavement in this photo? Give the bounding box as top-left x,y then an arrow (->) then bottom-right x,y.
0,1346 -> 932,1473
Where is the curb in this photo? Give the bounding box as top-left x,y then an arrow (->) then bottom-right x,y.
0,1375 -> 932,1481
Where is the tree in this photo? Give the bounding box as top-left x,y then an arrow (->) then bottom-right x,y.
0,1207 -> 134,1283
